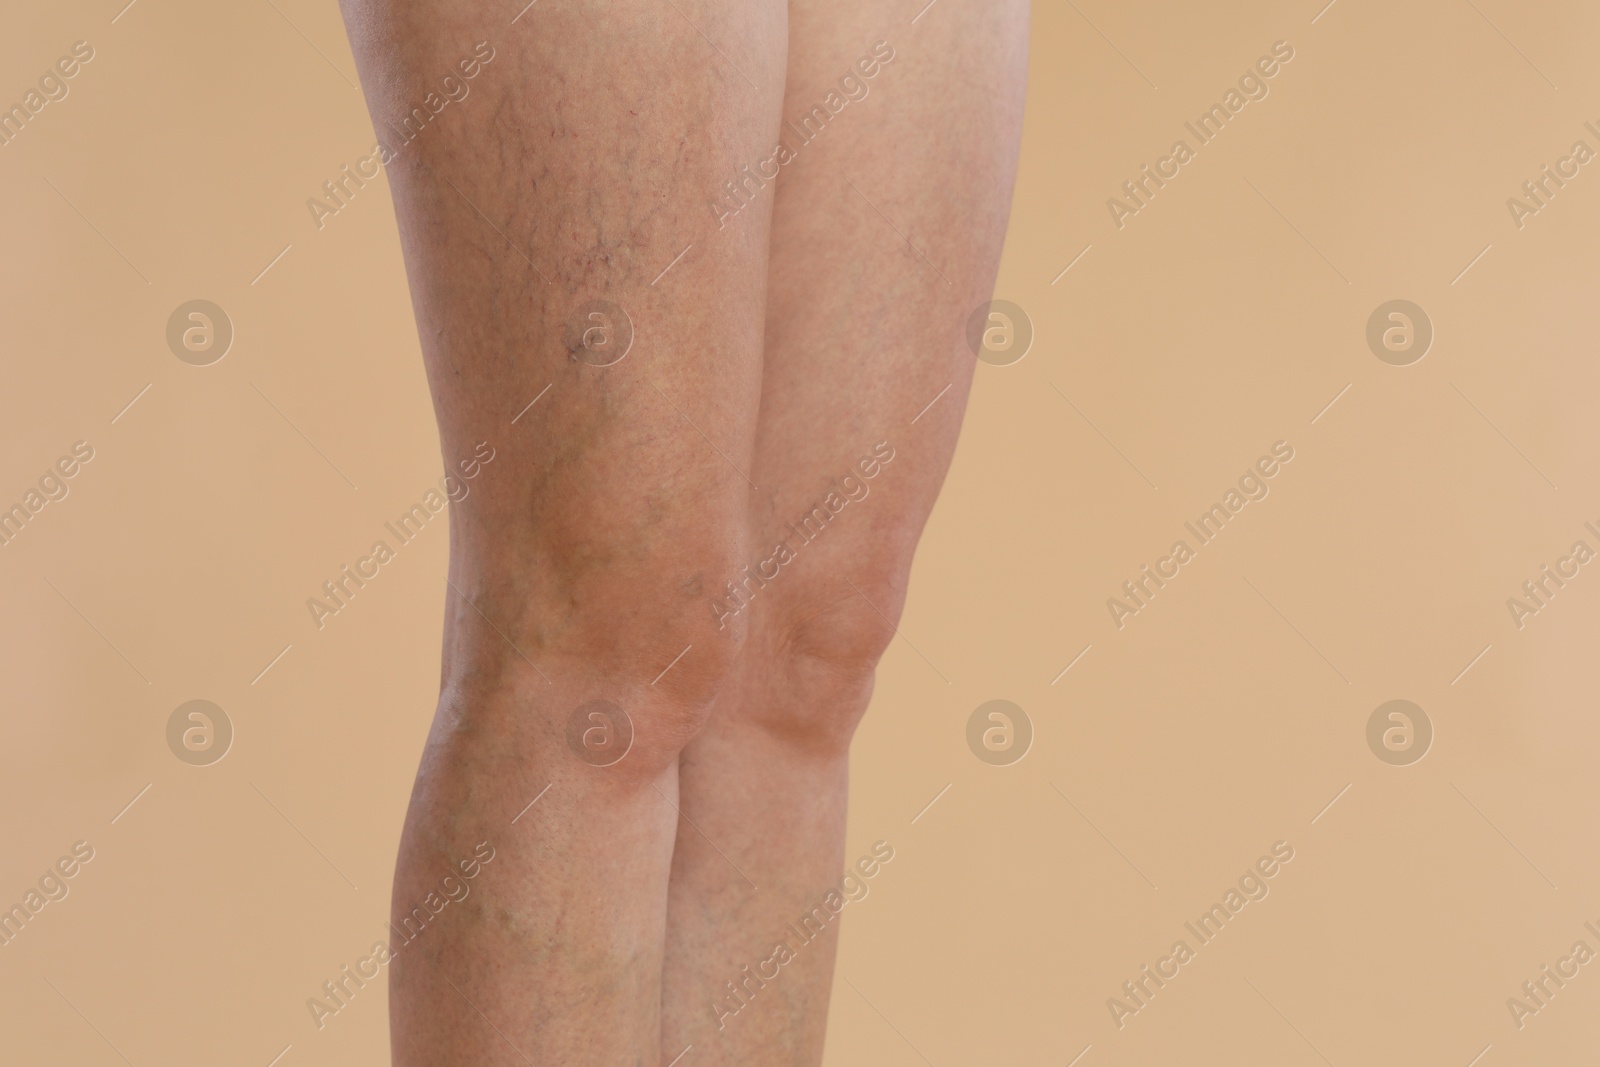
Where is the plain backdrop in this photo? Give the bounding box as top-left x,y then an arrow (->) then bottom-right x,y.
4,1 -> 1600,1064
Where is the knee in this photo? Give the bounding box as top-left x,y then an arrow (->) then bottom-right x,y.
539,546 -> 752,771
443,507 -> 758,772
756,565 -> 911,751
780,579 -> 902,680
464,493 -> 754,691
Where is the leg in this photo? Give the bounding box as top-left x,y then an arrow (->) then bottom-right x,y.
334,2 -> 787,1062
660,1 -> 1029,1061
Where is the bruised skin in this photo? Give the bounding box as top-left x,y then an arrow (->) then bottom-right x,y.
344,0 -> 783,668
338,0 -> 788,1063
337,0 -> 1024,1062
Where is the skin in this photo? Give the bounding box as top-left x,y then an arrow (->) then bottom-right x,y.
335,0 -> 1026,1063
662,3 -> 1028,1063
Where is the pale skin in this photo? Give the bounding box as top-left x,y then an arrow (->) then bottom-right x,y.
335,1 -> 1027,1063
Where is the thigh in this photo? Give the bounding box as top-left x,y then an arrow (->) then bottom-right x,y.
739,0 -> 1030,665
336,4 -> 795,1062
339,0 -> 791,703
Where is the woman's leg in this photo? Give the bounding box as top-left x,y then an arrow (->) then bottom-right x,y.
660,1 -> 1029,1062
336,1 -> 787,1062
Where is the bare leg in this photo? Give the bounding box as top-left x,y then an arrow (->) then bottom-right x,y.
660,1 -> 1029,1062
336,2 -> 787,1062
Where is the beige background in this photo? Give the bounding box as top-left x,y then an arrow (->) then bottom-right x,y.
5,0 -> 1600,1063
